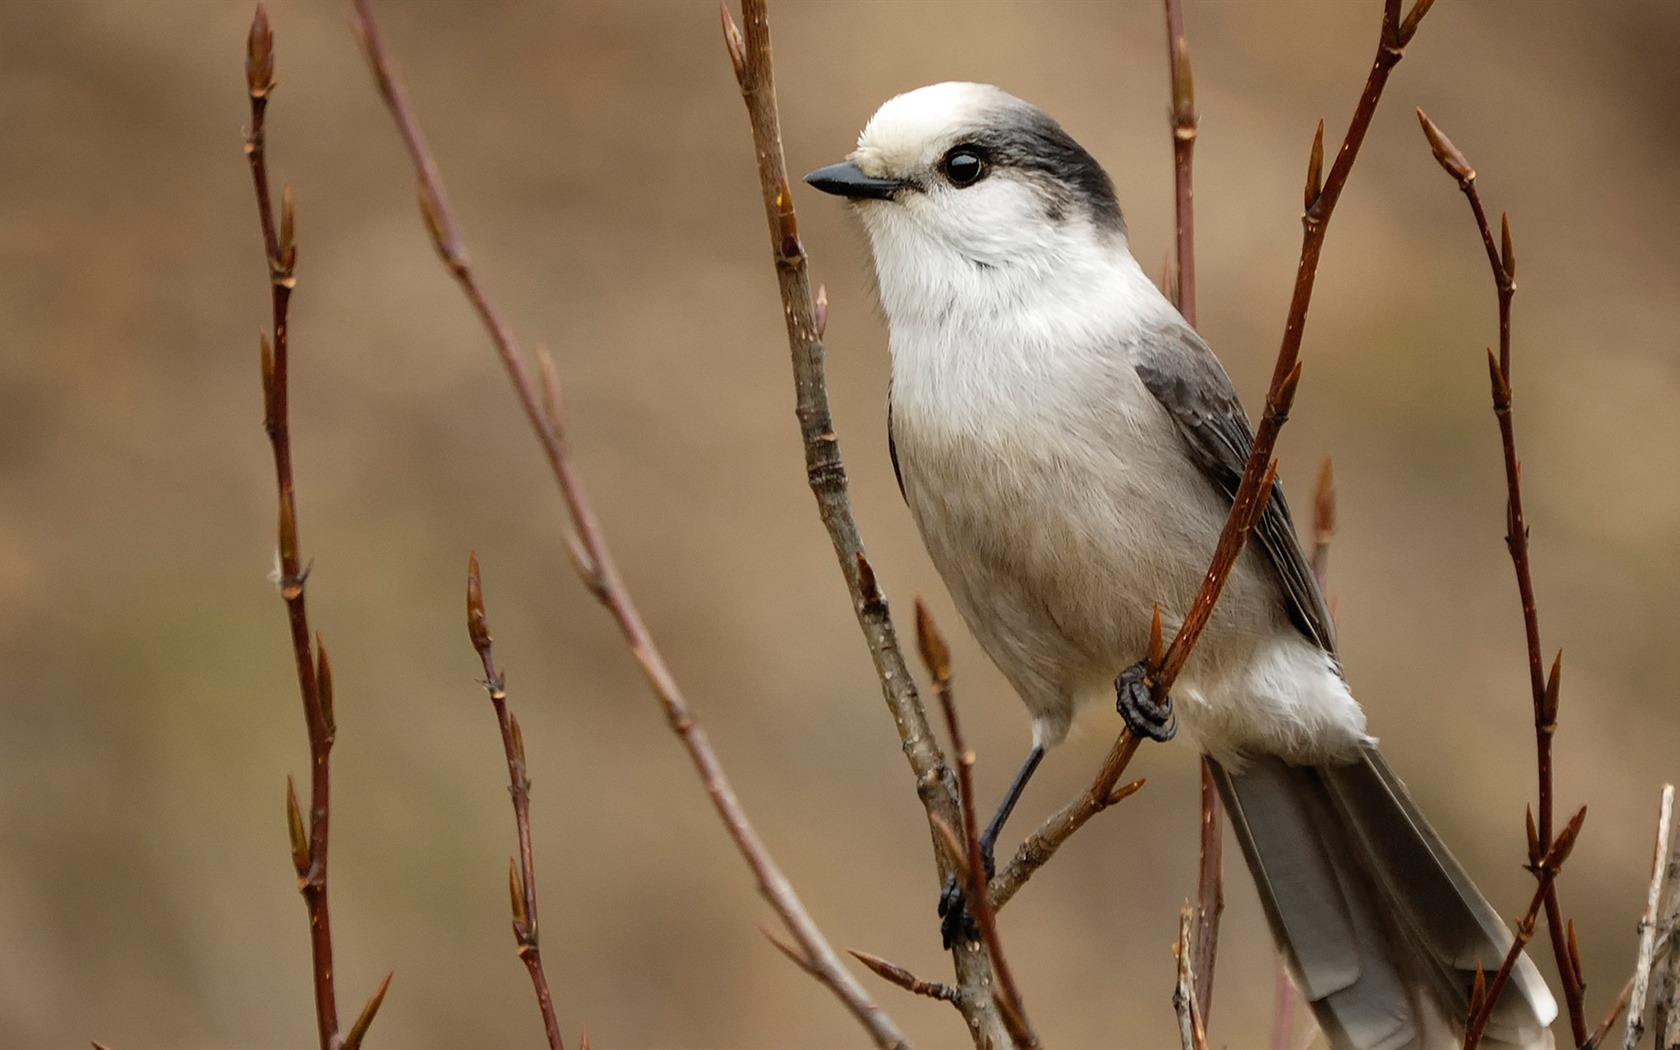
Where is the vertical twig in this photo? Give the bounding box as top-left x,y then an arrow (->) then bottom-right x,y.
719,1 -> 1014,1045
466,555 -> 565,1050
1654,796 -> 1680,1050
1162,0 -> 1223,1019
347,4 -> 904,1047
1624,785 -> 1675,1050
1173,907 -> 1210,1050
1416,107 -> 1589,1045
916,603 -> 1038,1050
1268,459 -> 1337,1050
243,8 -> 343,1045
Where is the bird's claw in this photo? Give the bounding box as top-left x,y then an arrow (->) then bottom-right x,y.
1116,661 -> 1176,742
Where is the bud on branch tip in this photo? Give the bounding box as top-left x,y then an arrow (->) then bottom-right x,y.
1416,108 -> 1474,186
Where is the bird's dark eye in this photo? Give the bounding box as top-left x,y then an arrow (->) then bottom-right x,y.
941,147 -> 987,187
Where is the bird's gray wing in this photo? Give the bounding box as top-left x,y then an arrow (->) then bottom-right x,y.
1133,321 -> 1335,653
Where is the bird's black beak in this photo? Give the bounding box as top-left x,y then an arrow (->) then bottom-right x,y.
803,161 -> 904,201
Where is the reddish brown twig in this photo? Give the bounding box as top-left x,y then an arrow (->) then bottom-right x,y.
1416,107 -> 1588,1045
1165,0 -> 1197,331
1464,807 -> 1587,1050
917,602 -> 1037,1050
348,4 -> 902,1046
466,554 -> 564,1050
850,950 -> 961,1005
1146,0 -> 1434,708
1162,0 -> 1224,1019
243,8 -> 344,1045
720,0 -> 1009,1045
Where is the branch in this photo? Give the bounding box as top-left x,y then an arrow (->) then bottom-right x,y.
243,7 -> 343,1044
1173,907 -> 1210,1050
1464,807 -> 1587,1050
719,1 -> 1012,1045
1623,785 -> 1675,1050
917,603 -> 1037,1050
850,951 -> 960,1005
346,5 -> 903,1047
990,731 -> 1144,911
1653,791 -> 1680,1050
1143,0 -> 1434,707
1162,0 -> 1224,1020
1415,107 -> 1588,1045
467,555 -> 565,1050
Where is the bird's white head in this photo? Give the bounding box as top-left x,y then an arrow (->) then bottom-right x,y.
805,83 -> 1134,329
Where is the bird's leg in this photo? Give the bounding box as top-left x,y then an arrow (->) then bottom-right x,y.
938,743 -> 1045,947
1116,660 -> 1177,742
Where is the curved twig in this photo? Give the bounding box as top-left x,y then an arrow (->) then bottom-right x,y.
1416,106 -> 1588,1045
347,4 -> 903,1047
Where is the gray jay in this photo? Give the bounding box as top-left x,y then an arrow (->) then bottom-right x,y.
805,82 -> 1556,1050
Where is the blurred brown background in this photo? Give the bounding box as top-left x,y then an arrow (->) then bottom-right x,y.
1,1 -> 1676,1047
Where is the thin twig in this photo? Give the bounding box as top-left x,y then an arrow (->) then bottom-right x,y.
1144,0 -> 1434,706
917,603 -> 1037,1050
1589,974 -> 1635,1050
1162,0 -> 1224,1019
1269,459 -> 1336,1050
1624,785 -> 1675,1050
1310,458 -> 1335,589
243,7 -> 340,1044
719,1 -> 1011,1046
1464,807 -> 1586,1050
1173,906 -> 1210,1050
466,555 -> 565,1050
1416,107 -> 1588,1045
850,950 -> 961,1005
346,5 -> 903,1047
990,731 -> 1144,911
1654,792 -> 1680,1049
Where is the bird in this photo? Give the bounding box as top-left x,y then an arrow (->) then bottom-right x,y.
803,81 -> 1556,1050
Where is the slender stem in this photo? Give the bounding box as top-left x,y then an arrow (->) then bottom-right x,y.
717,1 -> 1012,1045
1621,785 -> 1674,1050
244,7 -> 337,1044
1464,808 -> 1586,1050
348,4 -> 904,1047
1163,0 -> 1223,1018
917,603 -> 1037,1049
1173,907 -> 1210,1050
1415,107 -> 1588,1044
467,556 -> 565,1050
1149,0 -> 1431,701
990,731 -> 1143,911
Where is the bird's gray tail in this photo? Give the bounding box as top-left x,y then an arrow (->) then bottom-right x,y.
1211,745 -> 1557,1050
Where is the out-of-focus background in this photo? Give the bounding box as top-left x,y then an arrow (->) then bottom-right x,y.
1,1 -> 1676,1047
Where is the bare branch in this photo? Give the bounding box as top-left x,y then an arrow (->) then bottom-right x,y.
1624,785 -> 1675,1050
346,4 -> 902,1046
243,6 -> 342,1042
918,603 -> 1037,1049
1464,806 -> 1587,1050
990,732 -> 1144,911
466,554 -> 565,1050
1173,907 -> 1210,1050
851,950 -> 960,1005
1162,0 -> 1223,1018
1415,107 -> 1588,1044
719,0 -> 1011,1044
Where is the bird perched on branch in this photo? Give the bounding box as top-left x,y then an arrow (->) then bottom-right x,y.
805,82 -> 1555,1050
